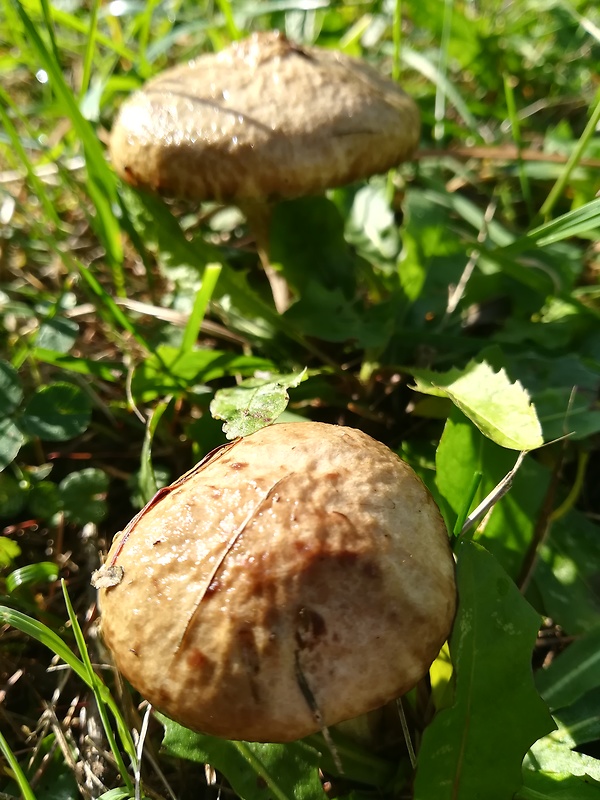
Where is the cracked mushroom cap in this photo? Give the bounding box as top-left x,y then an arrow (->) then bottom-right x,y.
98,422 -> 456,743
109,31 -> 420,203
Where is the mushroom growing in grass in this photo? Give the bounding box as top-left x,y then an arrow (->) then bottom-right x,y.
109,31 -> 421,311
97,422 -> 456,743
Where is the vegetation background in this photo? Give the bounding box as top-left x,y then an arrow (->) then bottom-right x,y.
1,0 -> 599,798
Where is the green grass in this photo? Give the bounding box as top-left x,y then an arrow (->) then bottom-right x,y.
1,0 -> 600,798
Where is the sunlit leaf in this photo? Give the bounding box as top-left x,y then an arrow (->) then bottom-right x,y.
0,537 -> 21,569
211,370 -> 308,439
411,359 -> 544,450
524,738 -> 600,782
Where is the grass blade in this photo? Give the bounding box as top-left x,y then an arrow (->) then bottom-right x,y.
79,0 -> 100,101
0,728 -> 37,800
499,197 -> 600,254
0,89 -> 61,227
61,580 -> 136,792
503,74 -> 533,219
538,91 -> 600,221
179,263 -> 222,355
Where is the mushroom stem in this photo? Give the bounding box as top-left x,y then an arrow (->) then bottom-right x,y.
238,199 -> 291,314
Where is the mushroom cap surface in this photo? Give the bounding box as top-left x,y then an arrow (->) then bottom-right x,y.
99,422 -> 455,742
109,32 -> 420,202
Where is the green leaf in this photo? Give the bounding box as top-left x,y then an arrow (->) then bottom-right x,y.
59,468 -> 108,525
536,628 -> 600,712
518,769 -> 600,799
131,346 -> 274,403
139,401 -> 170,504
498,353 -> 600,442
210,370 -> 308,439
500,197 -> 600,254
0,537 -> 21,569
436,411 -> 550,577
28,481 -> 62,523
6,562 -> 59,594
284,284 -> 391,347
411,359 -> 544,450
18,383 -> 92,441
533,511 -> 600,635
0,417 -> 25,471
33,349 -> 123,382
36,317 -> 79,354
414,541 -> 554,800
270,197 -> 357,297
551,687 -> 600,748
159,715 -> 327,800
0,473 -> 26,518
0,360 -> 23,416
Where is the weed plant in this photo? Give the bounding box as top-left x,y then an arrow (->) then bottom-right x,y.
1,1 -> 600,799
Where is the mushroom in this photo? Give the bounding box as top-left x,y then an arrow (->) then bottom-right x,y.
97,422 -> 456,743
109,31 -> 421,311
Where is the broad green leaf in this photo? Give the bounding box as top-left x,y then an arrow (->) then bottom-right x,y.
551,687 -> 600,748
414,541 -> 554,800
18,383 -> 92,441
303,730 -> 397,788
436,411 -> 549,577
518,769 -> 600,799
533,511 -> 600,635
159,715 -> 327,800
0,473 -> 26,518
270,197 -> 357,297
210,370 -> 308,439
28,481 -> 62,523
411,359 -> 544,450
284,284 -> 391,348
535,628 -> 600,712
0,417 -> 25,471
395,190 -> 467,317
0,360 -> 23,416
59,468 -> 108,525
36,317 -> 79,354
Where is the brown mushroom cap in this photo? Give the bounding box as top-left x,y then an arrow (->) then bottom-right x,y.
109,32 -> 421,203
98,422 -> 456,743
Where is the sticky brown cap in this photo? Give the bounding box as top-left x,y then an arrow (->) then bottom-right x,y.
99,422 -> 456,742
109,32 -> 421,202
